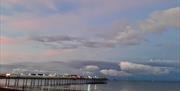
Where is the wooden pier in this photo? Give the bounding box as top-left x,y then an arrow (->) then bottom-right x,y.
0,76 -> 107,88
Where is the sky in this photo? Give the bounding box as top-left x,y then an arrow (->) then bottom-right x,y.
0,0 -> 180,81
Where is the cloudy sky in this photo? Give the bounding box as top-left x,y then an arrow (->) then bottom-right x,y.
0,0 -> 180,81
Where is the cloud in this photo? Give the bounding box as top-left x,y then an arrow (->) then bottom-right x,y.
1,0 -> 179,67
139,7 -> 180,32
29,28 -> 144,49
119,61 -> 170,75
12,68 -> 32,73
84,65 -> 99,72
30,35 -> 114,49
31,35 -> 80,42
42,49 -> 62,58
1,49 -> 75,64
1,0 -> 171,33
110,25 -> 145,45
12,68 -> 48,74
3,13 -> 84,32
1,52 -> 37,63
2,0 -> 62,12
30,7 -> 179,49
0,36 -> 15,45
30,35 -> 82,49
2,1 -> 179,48
1,60 -> 179,81
0,36 -> 28,45
100,69 -> 131,77
108,7 -> 180,46
2,0 -> 166,15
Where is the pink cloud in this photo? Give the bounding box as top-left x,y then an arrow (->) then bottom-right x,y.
2,0 -> 168,17
42,50 -> 61,58
1,0 -> 169,32
0,36 -> 16,45
0,50 -> 62,64
2,0 -> 60,11
0,51 -> 42,64
2,0 -> 21,4
9,19 -> 42,30
4,13 -> 85,32
0,36 -> 27,45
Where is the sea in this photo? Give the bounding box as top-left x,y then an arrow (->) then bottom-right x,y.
3,81 -> 179,91
18,81 -> 180,91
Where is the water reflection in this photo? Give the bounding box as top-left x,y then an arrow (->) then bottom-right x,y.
33,81 -> 180,91
1,81 -> 179,91
29,84 -> 98,91
87,84 -> 90,91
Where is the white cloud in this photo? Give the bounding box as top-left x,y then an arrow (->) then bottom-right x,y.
139,7 -> 180,32
119,61 -> 170,75
109,7 -> 180,46
110,25 -> 144,45
100,69 -> 131,77
84,65 -> 99,72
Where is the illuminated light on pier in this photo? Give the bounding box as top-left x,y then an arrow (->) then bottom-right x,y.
5,73 -> 11,77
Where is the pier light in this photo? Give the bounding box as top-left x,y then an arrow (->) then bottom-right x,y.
6,73 -> 11,77
20,73 -> 24,76
88,76 -> 92,79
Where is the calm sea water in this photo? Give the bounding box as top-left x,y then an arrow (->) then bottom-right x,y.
1,80 -> 180,91
29,81 -> 180,91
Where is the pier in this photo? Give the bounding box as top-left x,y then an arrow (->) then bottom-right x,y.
0,76 -> 107,88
